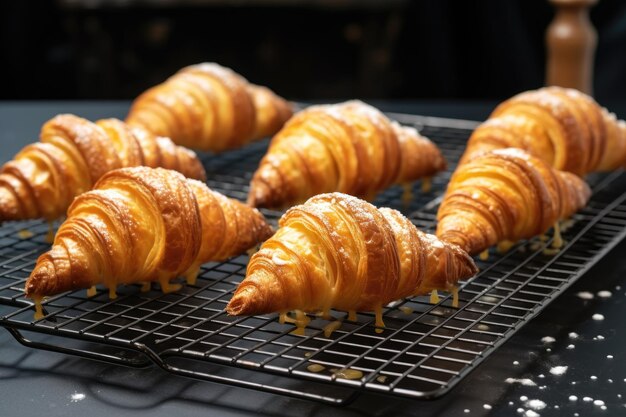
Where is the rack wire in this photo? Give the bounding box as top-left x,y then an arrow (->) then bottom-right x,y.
1,112 -> 626,406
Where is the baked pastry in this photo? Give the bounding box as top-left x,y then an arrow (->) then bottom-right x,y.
25,167 -> 272,319
126,63 -> 293,152
227,193 -> 477,331
247,101 -> 446,209
0,115 -> 206,223
436,148 -> 591,256
460,87 -> 626,174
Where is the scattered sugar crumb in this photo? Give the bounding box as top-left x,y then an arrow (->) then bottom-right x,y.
549,366 -> 568,376
569,395 -> 578,401
592,314 -> 605,321
525,399 -> 546,410
541,336 -> 556,344
70,393 -> 85,402
577,291 -> 594,300
597,290 -> 612,298
569,332 -> 579,339
506,378 -> 537,386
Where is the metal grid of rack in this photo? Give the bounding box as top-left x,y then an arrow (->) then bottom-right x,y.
1,112 -> 625,405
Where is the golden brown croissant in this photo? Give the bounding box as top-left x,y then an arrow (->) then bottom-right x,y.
227,193 -> 477,330
436,148 -> 591,256
126,63 -> 293,152
247,101 -> 447,209
0,114 -> 206,223
460,87 -> 626,174
25,167 -> 273,318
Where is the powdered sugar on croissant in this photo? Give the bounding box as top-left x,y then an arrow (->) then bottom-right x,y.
25,167 -> 272,305
227,193 -> 477,325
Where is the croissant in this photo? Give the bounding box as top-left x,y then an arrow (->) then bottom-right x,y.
436,148 -> 591,256
247,101 -> 447,209
25,167 -> 273,318
226,193 -> 477,331
126,63 -> 293,152
0,114 -> 206,223
460,87 -> 626,174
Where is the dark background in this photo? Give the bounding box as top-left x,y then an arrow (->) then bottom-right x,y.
1,0 -> 625,102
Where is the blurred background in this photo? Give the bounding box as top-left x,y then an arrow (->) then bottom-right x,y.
1,0 -> 625,103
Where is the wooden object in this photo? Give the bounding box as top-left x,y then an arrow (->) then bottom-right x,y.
546,0 -> 598,95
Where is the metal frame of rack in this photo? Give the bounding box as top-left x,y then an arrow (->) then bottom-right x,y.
1,112 -> 625,406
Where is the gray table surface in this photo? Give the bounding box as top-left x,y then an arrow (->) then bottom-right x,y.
1,101 -> 625,417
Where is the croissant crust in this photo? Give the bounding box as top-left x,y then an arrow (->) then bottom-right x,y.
0,114 -> 206,222
25,167 -> 272,299
436,148 -> 591,255
126,62 -> 293,152
460,87 -> 626,174
248,100 -> 446,209
227,192 -> 477,316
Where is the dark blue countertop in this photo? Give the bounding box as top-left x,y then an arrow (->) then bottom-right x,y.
0,101 -> 625,417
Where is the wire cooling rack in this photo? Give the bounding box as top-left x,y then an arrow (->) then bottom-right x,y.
1,112 -> 626,406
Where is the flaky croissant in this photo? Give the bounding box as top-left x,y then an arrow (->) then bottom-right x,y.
227,193 -> 477,330
126,63 -> 293,152
460,87 -> 626,174
25,167 -> 273,318
0,114 -> 206,223
436,148 -> 591,256
247,101 -> 447,209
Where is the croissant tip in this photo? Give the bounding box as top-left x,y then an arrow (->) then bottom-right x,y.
247,184 -> 270,209
226,287 -> 253,316
25,259 -> 55,299
227,285 -> 268,316
246,194 -> 259,208
225,300 -> 243,316
0,186 -> 21,222
259,222 -> 275,241
466,255 -> 480,276
447,240 -> 479,277
185,153 -> 207,182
